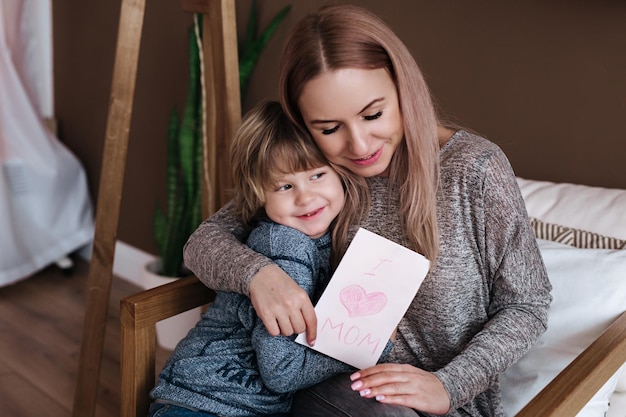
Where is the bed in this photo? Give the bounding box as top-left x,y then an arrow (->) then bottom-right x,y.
500,177 -> 626,416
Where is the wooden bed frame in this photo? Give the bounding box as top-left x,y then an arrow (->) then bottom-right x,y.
71,0 -> 626,416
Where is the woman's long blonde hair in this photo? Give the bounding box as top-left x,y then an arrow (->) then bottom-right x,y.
279,5 -> 441,262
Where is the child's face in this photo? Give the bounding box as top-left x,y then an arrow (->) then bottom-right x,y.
264,165 -> 345,239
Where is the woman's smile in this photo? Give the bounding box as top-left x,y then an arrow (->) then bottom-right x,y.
350,148 -> 383,166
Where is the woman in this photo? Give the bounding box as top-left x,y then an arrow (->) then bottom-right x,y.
183,5 -> 551,416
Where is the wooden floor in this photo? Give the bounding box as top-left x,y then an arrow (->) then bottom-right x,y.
0,258 -> 170,417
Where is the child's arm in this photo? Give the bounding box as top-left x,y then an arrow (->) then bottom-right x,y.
252,321 -> 356,393
245,222 -> 392,392
251,296 -> 393,393
184,202 -> 319,342
247,225 -> 353,392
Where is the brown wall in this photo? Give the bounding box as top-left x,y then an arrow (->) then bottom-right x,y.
53,1 -> 626,255
53,0 -> 194,255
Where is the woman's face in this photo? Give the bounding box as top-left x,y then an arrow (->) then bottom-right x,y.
297,67 -> 403,177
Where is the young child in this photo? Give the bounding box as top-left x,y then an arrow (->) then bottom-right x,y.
149,101 -> 390,417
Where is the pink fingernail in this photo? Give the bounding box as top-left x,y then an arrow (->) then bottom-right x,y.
350,381 -> 363,390
349,372 -> 361,381
376,395 -> 385,401
359,389 -> 370,397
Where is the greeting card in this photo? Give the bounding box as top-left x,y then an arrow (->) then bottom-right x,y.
296,228 -> 430,369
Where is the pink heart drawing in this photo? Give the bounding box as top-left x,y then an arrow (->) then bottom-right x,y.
340,285 -> 387,318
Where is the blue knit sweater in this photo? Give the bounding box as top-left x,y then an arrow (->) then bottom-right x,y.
149,220 -> 359,416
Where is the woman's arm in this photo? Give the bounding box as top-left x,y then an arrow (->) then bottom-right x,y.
249,266 -> 318,341
183,201 -> 269,295
184,205 -> 318,341
432,140 -> 552,409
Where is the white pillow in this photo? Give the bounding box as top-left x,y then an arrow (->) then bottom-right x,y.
517,177 -> 626,240
500,239 -> 626,417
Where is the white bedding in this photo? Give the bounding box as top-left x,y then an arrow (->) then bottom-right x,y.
507,177 -> 626,417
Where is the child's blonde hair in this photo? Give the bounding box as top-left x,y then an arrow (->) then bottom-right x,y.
230,100 -> 328,226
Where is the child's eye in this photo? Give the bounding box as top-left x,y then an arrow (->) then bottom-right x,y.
363,111 -> 382,121
321,125 -> 339,135
310,171 -> 326,181
276,183 -> 293,192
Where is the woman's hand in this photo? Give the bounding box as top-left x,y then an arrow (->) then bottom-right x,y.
349,363 -> 451,414
249,264 -> 318,344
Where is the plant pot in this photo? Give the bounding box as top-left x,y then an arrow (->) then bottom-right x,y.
142,259 -> 202,351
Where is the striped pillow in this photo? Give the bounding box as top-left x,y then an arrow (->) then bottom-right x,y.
530,217 -> 626,250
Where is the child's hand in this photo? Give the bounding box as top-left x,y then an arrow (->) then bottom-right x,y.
250,264 -> 318,344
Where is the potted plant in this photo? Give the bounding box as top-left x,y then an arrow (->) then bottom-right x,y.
145,5 -> 290,350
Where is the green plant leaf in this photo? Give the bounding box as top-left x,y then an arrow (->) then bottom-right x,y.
164,109 -> 180,229
240,0 -> 258,59
180,25 -> 201,202
154,6 -> 290,277
154,22 -> 202,277
153,206 -> 168,257
239,5 -> 291,98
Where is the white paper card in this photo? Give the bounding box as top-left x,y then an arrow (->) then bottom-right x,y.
296,227 -> 430,369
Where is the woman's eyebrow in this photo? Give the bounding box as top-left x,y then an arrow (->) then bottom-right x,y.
358,97 -> 384,114
309,97 -> 385,125
309,118 -> 335,125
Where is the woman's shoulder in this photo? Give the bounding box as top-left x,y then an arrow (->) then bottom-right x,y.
442,129 -> 503,158
439,129 -> 517,189
441,129 -> 511,169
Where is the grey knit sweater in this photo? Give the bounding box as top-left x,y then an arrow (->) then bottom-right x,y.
183,131 -> 552,417
151,221 -> 356,416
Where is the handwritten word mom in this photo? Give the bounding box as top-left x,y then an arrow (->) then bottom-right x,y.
319,317 -> 382,356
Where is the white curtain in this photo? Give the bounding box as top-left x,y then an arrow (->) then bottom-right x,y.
0,0 -> 94,286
